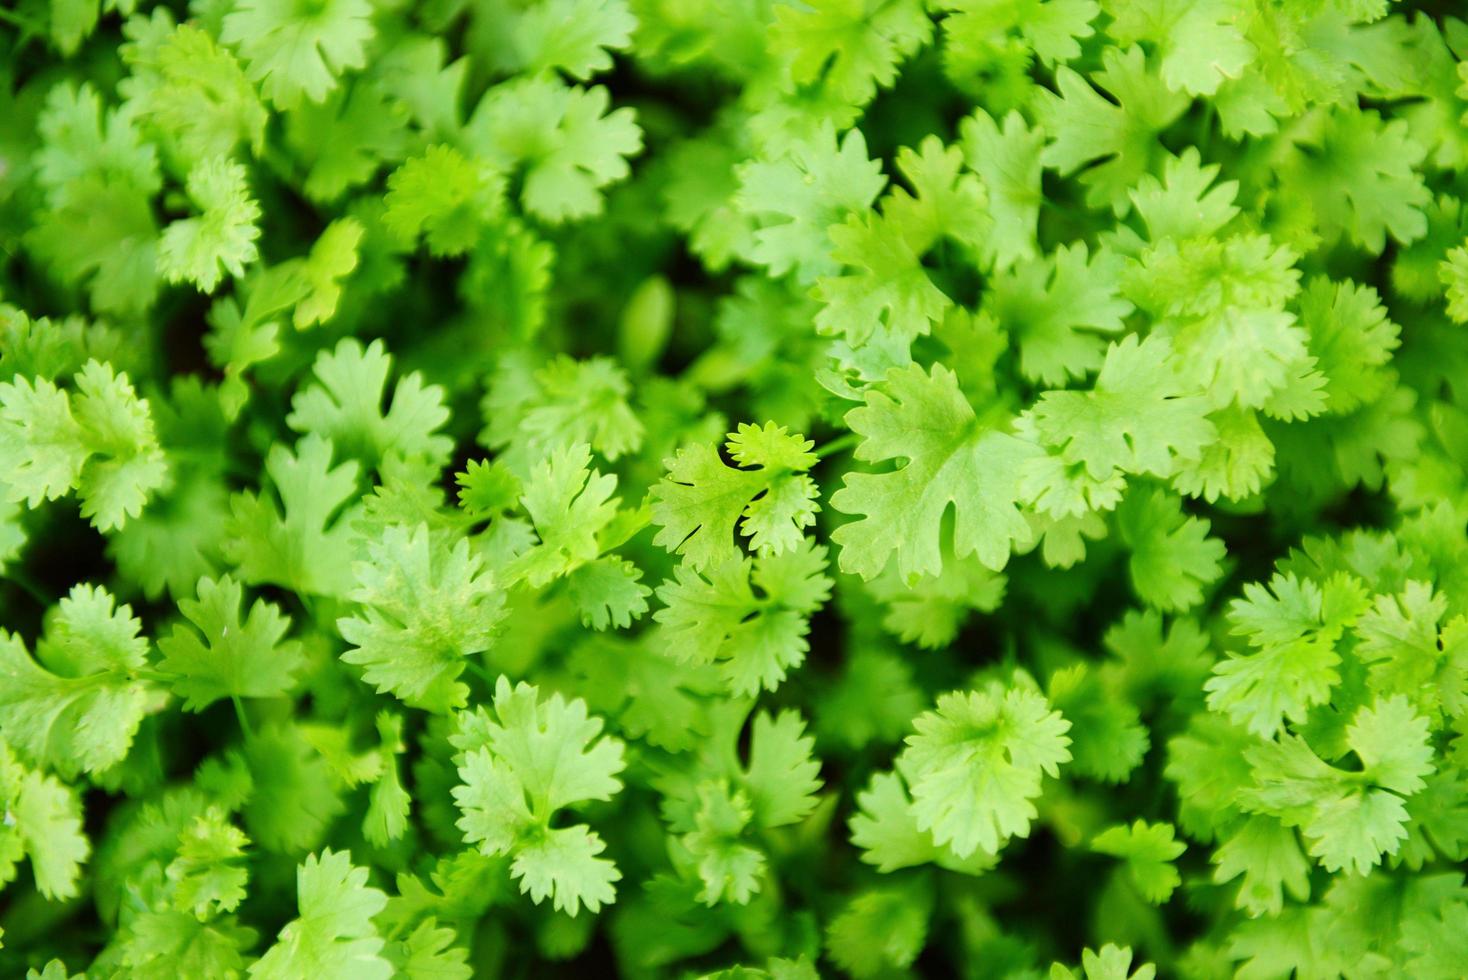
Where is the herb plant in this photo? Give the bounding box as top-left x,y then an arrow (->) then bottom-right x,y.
2,1 -> 1467,977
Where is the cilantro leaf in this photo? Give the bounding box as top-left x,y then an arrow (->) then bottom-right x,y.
225,435 -> 362,599
250,849 -> 390,979
0,740 -> 90,900
286,338 -> 453,470
157,575 -> 306,711
654,539 -> 832,696
222,0 -> 375,109
1206,572 -> 1367,737
831,363 -> 1038,580
464,77 -> 641,222
1029,334 -> 1216,482
452,676 -> 625,915
158,157 -> 262,293
0,586 -> 155,777
898,681 -> 1071,858
735,125 -> 886,282
651,422 -> 819,570
339,524 -> 507,713
1091,820 -> 1185,904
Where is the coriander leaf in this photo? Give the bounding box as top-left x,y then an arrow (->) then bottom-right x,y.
293,218 -> 363,328
654,540 -> 832,696
123,20 -> 268,164
286,338 -> 453,470
513,442 -> 620,586
1239,697 -> 1434,875
250,849 -> 390,979
825,877 -> 932,979
157,575 -> 306,711
513,0 -> 636,79
679,780 -> 766,905
225,434 -> 362,599
850,771 -> 994,874
1091,820 -> 1185,903
566,556 -> 651,630
452,676 -> 625,915
0,586 -> 155,777
158,156 -> 262,293
988,241 -> 1132,386
1029,334 -> 1215,482
960,108 -> 1044,271
898,681 -> 1071,858
222,0 -> 375,109
651,422 -> 819,570
769,0 -> 931,106
166,808 -> 251,918
1114,486 -> 1225,612
383,145 -> 505,258
743,709 -> 823,828
1038,46 -> 1189,212
1206,572 -> 1367,737
339,523 -> 507,713
831,363 -> 1038,580
1210,815 -> 1311,917
735,125 -> 886,282
0,740 -> 89,900
464,77 -> 641,222
481,353 -> 643,469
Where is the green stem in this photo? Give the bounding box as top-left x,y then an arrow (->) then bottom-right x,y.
812,433 -> 860,460
4,569 -> 52,606
232,695 -> 255,739
465,660 -> 499,688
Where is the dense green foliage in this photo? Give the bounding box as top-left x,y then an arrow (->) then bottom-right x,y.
2,0 -> 1468,977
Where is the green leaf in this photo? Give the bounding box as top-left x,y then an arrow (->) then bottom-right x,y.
735,125 -> 886,282
653,540 -> 832,696
383,145 -> 504,258
452,676 -> 625,915
158,157 -> 262,293
960,108 -> 1044,271
988,242 -> 1132,386
250,849 -> 390,979
513,0 -> 636,79
222,0 -> 375,109
769,0 -> 931,106
225,435 -> 362,599
898,681 -> 1071,858
514,442 -> 621,586
1039,46 -> 1189,212
1211,815 -> 1311,917
0,740 -> 90,900
339,523 -> 507,713
157,575 -> 306,711
166,808 -> 251,918
0,586 -> 154,777
464,77 -> 640,222
824,876 -> 933,979
651,422 -> 819,570
1206,572 -> 1367,737
123,19 -> 268,164
1091,820 -> 1185,903
1028,334 -> 1215,482
1239,697 -> 1434,875
1114,486 -> 1225,612
286,338 -> 453,470
831,363 -> 1038,580
566,556 -> 651,630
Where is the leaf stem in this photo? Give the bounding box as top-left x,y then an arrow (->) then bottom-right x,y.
232,695 -> 255,739
812,433 -> 860,460
4,568 -> 52,606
